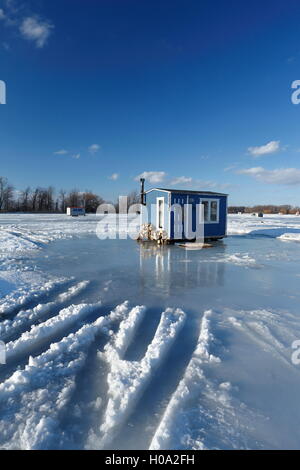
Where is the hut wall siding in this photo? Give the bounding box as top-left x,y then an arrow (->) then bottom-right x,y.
144,189 -> 227,240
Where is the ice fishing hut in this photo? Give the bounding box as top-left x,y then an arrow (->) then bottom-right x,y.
139,179 -> 228,242
66,207 -> 86,217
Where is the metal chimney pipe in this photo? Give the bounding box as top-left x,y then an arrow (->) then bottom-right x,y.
140,178 -> 145,205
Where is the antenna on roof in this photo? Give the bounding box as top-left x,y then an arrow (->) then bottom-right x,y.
140,178 -> 145,205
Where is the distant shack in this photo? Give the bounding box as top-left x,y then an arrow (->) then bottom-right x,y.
66,207 -> 86,217
251,212 -> 264,218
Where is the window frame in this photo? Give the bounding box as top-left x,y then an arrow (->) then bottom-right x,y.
200,198 -> 220,224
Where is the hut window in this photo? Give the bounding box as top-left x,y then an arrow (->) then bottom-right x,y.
200,199 -> 219,223
211,201 -> 218,221
203,201 -> 209,221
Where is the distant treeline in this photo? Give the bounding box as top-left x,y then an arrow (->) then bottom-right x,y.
228,205 -> 300,215
0,176 -> 140,213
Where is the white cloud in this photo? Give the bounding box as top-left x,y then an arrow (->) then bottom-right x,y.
248,140 -> 280,157
224,165 -> 237,172
170,176 -> 192,186
0,2 -> 54,48
192,179 -> 232,191
20,16 -> 53,48
238,167 -> 300,185
54,149 -> 68,155
88,144 -> 100,155
170,176 -> 226,189
168,176 -> 232,191
135,171 -> 166,184
72,153 -> 80,160
109,173 -> 119,181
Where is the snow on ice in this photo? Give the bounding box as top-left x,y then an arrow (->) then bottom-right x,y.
0,213 -> 300,449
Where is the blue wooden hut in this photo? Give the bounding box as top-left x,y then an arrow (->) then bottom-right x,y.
140,180 -> 228,242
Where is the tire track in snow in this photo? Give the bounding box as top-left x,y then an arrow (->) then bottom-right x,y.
149,308 -> 299,450
0,301 -> 135,450
149,310 -> 220,450
0,225 -> 62,246
0,281 -> 90,343
1,228 -> 45,248
86,304 -> 147,449
227,315 -> 297,370
89,307 -> 186,450
113,313 -> 200,450
5,300 -> 103,362
0,278 -> 72,318
244,309 -> 300,349
226,308 -> 300,346
148,310 -> 257,450
58,302 -> 144,449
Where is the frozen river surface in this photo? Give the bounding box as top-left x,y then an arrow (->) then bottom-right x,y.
0,213 -> 300,449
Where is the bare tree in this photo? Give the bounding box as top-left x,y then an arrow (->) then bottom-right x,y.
127,190 -> 140,212
3,185 -> 14,211
67,189 -> 81,208
83,191 -> 105,213
0,177 -> 7,209
59,189 -> 67,213
20,187 -> 31,212
0,177 -> 14,211
0,177 -> 109,213
228,204 -> 300,215
31,188 -> 39,212
46,186 -> 55,212
36,188 -> 48,212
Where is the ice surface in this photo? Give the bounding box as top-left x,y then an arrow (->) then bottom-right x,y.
227,213 -> 300,236
0,213 -> 300,449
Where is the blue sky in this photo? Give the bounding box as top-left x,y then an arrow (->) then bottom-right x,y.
1,0 -> 300,205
